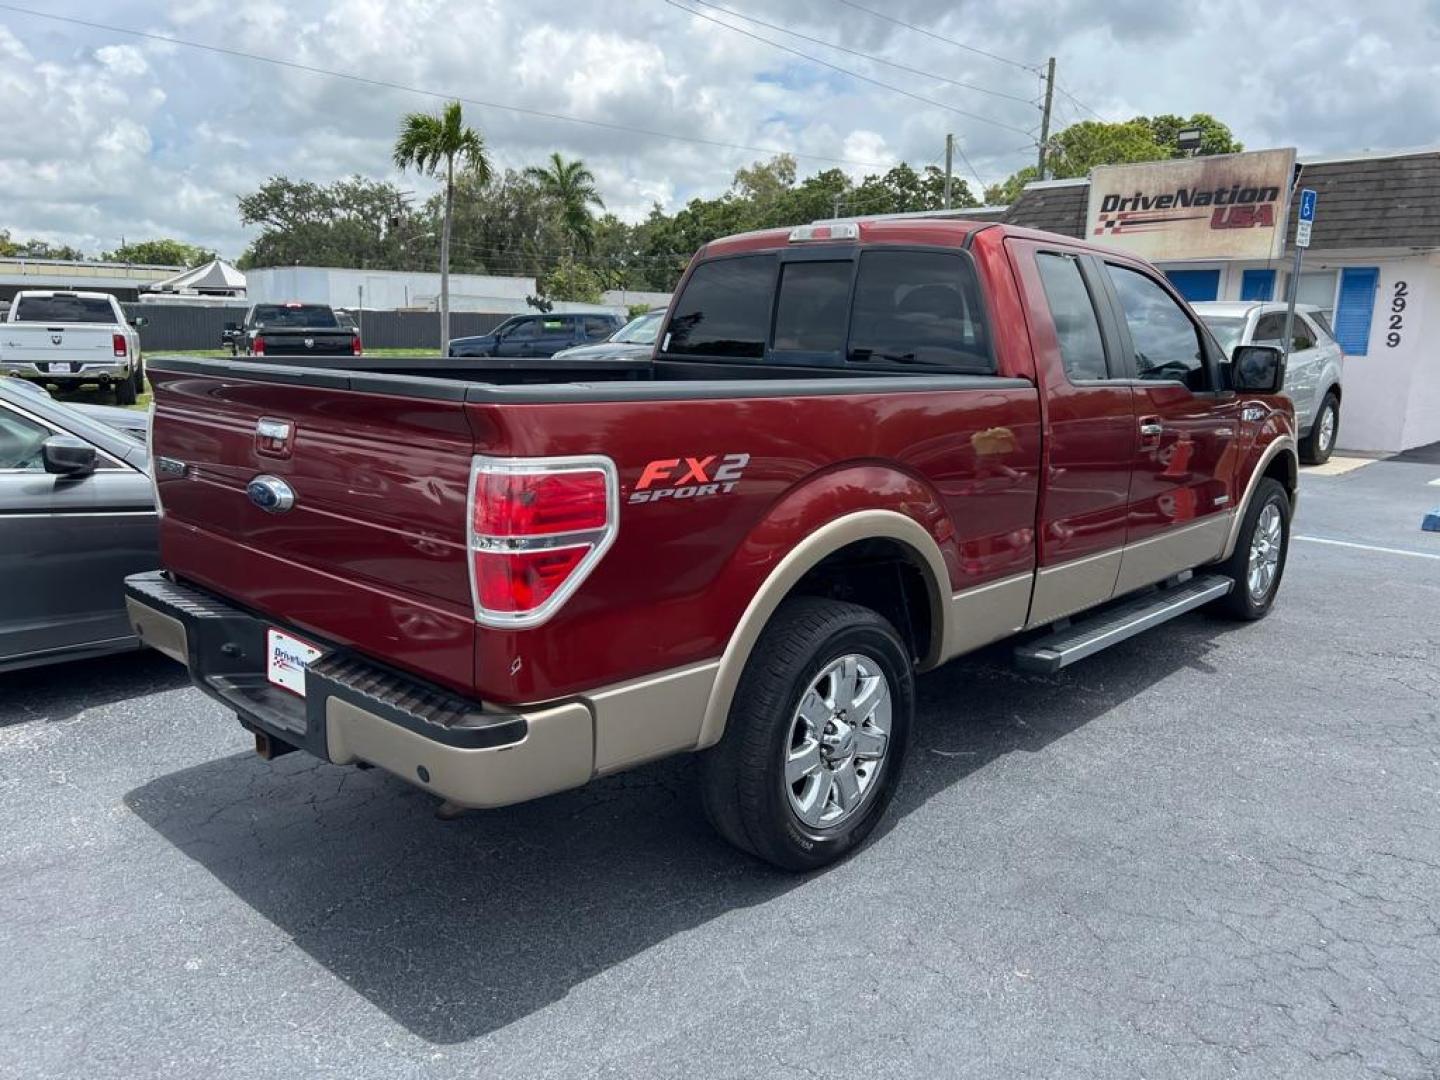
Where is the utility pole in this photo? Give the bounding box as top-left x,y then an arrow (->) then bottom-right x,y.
943,133 -> 955,209
832,192 -> 843,219
1037,57 -> 1056,181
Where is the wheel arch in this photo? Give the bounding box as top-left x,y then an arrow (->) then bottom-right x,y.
1221,435 -> 1297,560
695,509 -> 950,750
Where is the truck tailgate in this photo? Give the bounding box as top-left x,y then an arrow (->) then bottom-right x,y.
149,365 -> 478,693
2,323 -> 115,367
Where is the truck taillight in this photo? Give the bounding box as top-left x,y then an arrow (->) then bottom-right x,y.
113,333 -> 127,357
253,335 -> 265,355
467,456 -> 618,627
352,334 -> 363,355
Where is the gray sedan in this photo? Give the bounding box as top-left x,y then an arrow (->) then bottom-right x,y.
0,379 -> 158,673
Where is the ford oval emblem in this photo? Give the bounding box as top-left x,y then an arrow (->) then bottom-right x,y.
246,475 -> 296,513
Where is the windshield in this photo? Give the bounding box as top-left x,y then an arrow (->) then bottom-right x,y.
13,295 -> 116,323
1198,315 -> 1248,354
612,311 -> 663,345
250,304 -> 340,329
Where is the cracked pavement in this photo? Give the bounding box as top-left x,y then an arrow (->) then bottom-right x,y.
2,457 -> 1438,1079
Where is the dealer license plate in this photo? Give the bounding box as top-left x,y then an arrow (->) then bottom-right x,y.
266,628 -> 323,697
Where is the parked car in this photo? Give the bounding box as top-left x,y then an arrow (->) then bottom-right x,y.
3,376 -> 149,442
223,302 -> 361,357
0,379 -> 157,673
0,290 -> 147,404
1192,301 -> 1343,464
448,312 -> 623,357
128,218 -> 1297,871
550,309 -> 665,363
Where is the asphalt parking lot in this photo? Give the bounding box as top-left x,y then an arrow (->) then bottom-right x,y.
3,455 -> 1438,1080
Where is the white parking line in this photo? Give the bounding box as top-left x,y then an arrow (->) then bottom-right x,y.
1294,535 -> 1440,561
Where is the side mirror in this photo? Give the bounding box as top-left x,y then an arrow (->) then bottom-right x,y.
132,316 -> 148,329
1230,344 -> 1286,394
42,435 -> 97,477
224,322 -> 240,333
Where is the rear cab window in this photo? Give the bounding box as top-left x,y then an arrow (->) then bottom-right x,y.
250,304 -> 339,329
661,245 -> 993,374
13,295 -> 116,323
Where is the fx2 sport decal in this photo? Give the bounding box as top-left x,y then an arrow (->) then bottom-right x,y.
629,453 -> 751,505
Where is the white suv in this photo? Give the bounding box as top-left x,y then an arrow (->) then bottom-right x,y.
1194,301 -> 1344,464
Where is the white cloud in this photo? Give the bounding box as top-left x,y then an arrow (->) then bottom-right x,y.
0,0 -> 1436,257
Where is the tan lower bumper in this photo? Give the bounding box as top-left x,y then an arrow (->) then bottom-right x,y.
325,697 -> 595,809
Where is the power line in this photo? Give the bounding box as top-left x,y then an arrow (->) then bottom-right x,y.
0,2 -> 897,171
662,0 -> 1035,138
826,0 -> 1041,74
1053,80 -> 1103,121
683,0 -> 1035,106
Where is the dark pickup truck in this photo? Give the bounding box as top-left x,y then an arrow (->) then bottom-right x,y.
223,302 -> 361,358
128,219 -> 1298,870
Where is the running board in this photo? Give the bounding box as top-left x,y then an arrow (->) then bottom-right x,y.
1014,574 -> 1233,674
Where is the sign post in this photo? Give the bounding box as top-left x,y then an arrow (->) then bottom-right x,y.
1281,188 -> 1317,364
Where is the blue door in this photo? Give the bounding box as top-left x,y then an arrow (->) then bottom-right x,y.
1333,267 -> 1378,355
1164,269 -> 1220,302
1240,269 -> 1276,301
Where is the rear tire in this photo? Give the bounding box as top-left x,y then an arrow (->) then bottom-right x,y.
115,374 -> 137,406
699,597 -> 914,872
1211,478 -> 1290,620
1301,392 -> 1339,465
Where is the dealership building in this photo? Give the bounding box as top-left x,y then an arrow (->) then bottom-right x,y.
1001,145 -> 1440,454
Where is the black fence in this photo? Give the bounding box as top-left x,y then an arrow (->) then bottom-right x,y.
122,304 -> 508,353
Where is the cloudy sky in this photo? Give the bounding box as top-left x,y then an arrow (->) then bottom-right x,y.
2,0 -> 1438,259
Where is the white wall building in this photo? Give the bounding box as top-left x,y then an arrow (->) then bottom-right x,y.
245,265 -> 658,317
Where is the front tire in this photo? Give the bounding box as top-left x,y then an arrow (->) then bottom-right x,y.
700,598 -> 914,872
1212,477 -> 1290,620
1301,392 -> 1339,465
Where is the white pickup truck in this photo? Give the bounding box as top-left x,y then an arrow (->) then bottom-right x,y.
0,290 -> 147,404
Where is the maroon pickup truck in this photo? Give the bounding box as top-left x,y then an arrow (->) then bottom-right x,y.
126,219 -> 1298,870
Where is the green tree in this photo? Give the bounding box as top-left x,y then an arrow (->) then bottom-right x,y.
104,238 -> 217,267
986,113 -> 1244,204
1142,113 -> 1243,158
393,100 -> 492,347
0,230 -> 18,257
237,176 -> 420,270
8,238 -> 89,261
540,257 -> 605,303
524,153 -> 605,254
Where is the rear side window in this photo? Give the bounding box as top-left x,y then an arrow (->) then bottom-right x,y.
773,261 -> 851,355
847,251 -> 991,371
583,316 -> 614,340
13,295 -> 115,323
665,255 -> 775,359
1035,253 -> 1108,381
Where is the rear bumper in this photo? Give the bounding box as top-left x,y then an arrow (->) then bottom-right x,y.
2,360 -> 133,381
122,571 -> 594,808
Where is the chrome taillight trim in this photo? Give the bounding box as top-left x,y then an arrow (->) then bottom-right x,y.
465,454 -> 620,629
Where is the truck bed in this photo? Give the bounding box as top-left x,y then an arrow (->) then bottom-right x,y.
145,352 -> 1040,706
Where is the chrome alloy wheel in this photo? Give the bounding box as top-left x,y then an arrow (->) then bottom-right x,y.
1247,503 -> 1283,601
784,654 -> 891,829
1319,405 -> 1337,454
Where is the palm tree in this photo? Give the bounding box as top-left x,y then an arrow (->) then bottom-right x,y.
393,101 -> 491,350
524,153 -> 605,254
